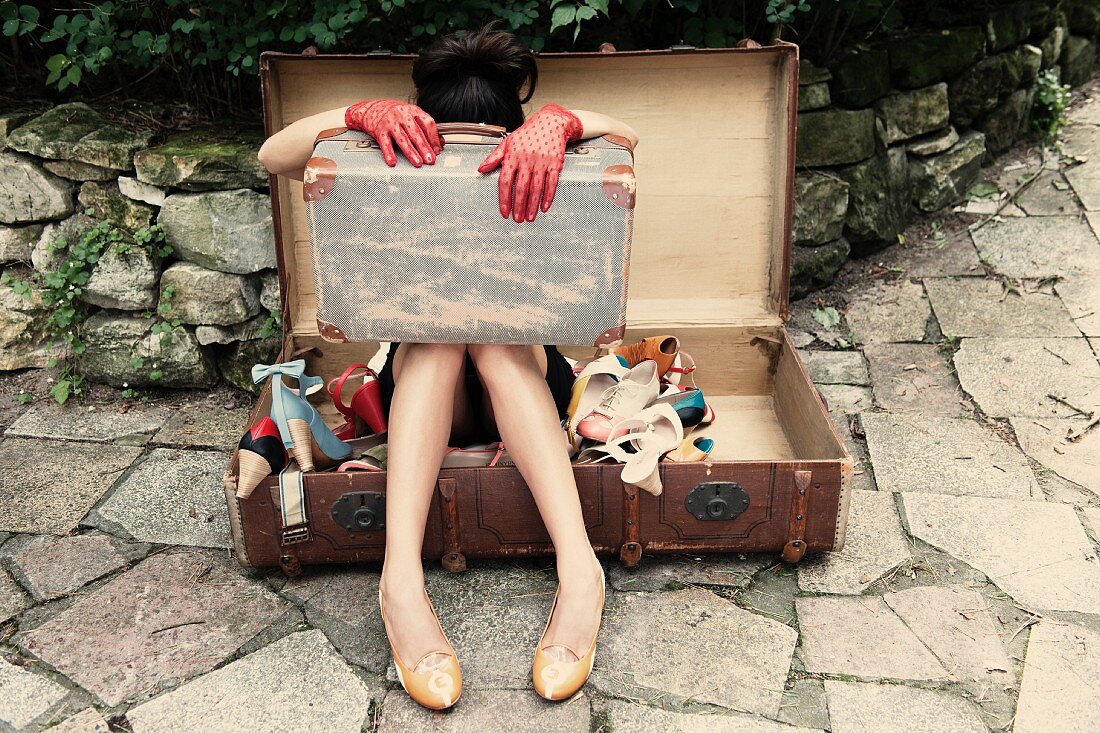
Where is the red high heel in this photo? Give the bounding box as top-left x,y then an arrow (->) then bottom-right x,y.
236,417 -> 289,499
327,363 -> 387,436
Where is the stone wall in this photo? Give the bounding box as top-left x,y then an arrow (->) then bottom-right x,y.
0,103 -> 279,392
790,3 -> 1099,298
1,4 -> 1098,390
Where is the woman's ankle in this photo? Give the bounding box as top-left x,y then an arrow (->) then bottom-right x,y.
380,561 -> 425,596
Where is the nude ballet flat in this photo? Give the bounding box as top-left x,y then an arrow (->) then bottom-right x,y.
532,558 -> 606,701
378,585 -> 462,710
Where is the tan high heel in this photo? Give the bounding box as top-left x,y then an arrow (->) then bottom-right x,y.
532,555 -> 606,701
378,584 -> 462,710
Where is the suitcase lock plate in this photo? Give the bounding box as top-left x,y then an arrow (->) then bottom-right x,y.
332,492 -> 387,532
685,482 -> 750,521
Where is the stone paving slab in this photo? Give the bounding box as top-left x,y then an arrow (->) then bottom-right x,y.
863,343 -> 968,414
594,587 -> 796,717
49,707 -> 109,732
1014,621 -> 1100,733
151,403 -> 251,451
824,680 -> 986,733
3,532 -> 141,601
924,277 -> 1081,337
1088,210 -> 1100,239
424,562 -> 558,691
126,630 -> 377,733
834,416 -> 875,491
795,596 -> 948,680
878,234 -> 984,278
1015,170 -> 1081,215
1011,417 -> 1100,495
1066,160 -> 1100,211
882,586 -> 1013,690
776,678 -> 830,731
845,281 -> 931,344
279,566 -> 388,673
0,438 -> 142,535
796,350 -> 869,385
5,402 -> 169,444
816,384 -> 874,414
953,337 -> 1100,418
0,567 -> 31,623
598,699 -> 823,733
970,216 -> 1100,278
901,493 -> 1100,614
19,549 -> 291,706
92,448 -> 231,548
862,413 -> 1038,498
0,656 -> 70,731
797,490 -> 911,595
607,553 -> 774,592
378,689 -> 589,733
1055,276 -> 1100,337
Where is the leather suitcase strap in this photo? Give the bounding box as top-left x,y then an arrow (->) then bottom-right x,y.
781,470 -> 813,563
619,476 -> 642,567
437,477 -> 467,572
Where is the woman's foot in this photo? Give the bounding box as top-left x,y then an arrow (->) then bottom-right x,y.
540,549 -> 605,661
378,573 -> 452,673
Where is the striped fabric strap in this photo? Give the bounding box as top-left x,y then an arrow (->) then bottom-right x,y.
279,460 -> 311,545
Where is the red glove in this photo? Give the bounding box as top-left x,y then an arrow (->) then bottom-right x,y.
477,103 -> 583,222
344,99 -> 442,168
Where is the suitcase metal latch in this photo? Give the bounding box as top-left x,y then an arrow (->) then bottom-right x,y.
332,492 -> 387,532
686,482 -> 749,521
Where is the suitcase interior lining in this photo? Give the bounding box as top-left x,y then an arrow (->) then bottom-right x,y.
279,324 -> 845,466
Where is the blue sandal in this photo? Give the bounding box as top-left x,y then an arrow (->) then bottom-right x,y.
252,360 -> 352,471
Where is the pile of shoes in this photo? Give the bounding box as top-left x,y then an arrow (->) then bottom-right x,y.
235,360 -> 389,498
566,336 -> 715,496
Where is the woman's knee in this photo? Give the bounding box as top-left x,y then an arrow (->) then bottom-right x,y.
393,342 -> 467,381
467,344 -> 543,386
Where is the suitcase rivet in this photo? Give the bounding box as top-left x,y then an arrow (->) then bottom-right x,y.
792,540 -> 802,547
628,519 -> 634,525
799,488 -> 806,495
796,514 -> 804,521
447,523 -> 453,529
814,483 -> 821,489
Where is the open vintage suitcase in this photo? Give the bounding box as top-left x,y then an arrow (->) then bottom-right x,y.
224,42 -> 854,576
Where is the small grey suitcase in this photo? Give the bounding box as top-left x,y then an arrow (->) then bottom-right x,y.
303,123 -> 635,346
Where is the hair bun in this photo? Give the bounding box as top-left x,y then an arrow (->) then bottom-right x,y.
413,21 -> 537,104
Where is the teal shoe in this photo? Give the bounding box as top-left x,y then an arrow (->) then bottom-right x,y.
252,360 -> 352,471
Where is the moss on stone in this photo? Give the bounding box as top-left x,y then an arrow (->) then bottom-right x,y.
133,127 -> 267,190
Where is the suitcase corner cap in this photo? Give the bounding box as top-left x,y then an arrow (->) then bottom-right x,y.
304,157 -> 337,201
602,165 -> 636,209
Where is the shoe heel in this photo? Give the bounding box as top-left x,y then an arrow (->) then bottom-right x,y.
236,450 -> 272,498
287,418 -> 315,471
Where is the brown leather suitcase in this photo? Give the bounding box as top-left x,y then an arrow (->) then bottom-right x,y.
225,43 -> 854,577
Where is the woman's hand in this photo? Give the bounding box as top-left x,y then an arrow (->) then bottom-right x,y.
477,103 -> 583,222
344,99 -> 443,168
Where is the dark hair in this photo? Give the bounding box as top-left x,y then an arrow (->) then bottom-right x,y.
412,22 -> 537,132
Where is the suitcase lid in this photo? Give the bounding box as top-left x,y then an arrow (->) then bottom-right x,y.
260,43 -> 798,338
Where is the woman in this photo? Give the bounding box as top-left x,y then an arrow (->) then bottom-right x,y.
257,24 -> 638,709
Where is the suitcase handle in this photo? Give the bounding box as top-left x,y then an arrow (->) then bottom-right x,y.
437,122 -> 507,139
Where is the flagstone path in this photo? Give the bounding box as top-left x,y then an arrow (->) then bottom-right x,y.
2,83 -> 1100,732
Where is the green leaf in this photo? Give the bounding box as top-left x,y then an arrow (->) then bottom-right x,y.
51,380 -> 72,405
65,65 -> 82,85
550,4 -> 575,32
966,182 -> 1001,201
812,306 -> 841,330
576,6 -> 596,21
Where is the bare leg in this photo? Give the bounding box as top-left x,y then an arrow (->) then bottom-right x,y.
467,344 -> 603,661
380,342 -> 472,671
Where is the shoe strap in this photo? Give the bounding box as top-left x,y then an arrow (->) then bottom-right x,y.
252,359 -> 324,398
326,362 -> 376,419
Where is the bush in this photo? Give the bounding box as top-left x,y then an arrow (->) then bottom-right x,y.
0,0 -> 914,116
1032,68 -> 1073,146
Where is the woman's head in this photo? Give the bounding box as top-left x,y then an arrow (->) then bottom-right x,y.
412,22 -> 537,132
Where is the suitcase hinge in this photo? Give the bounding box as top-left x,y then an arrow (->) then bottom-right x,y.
781,470 -> 813,563
619,475 -> 642,567
437,477 -> 467,573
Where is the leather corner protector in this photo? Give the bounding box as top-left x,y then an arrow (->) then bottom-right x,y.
601,133 -> 634,152
316,319 -> 349,342
314,126 -> 348,144
736,38 -> 763,49
602,165 -> 636,209
594,324 -> 626,348
303,157 -> 337,201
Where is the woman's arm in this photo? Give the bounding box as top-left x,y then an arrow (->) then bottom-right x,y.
570,110 -> 639,149
257,107 -> 349,181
